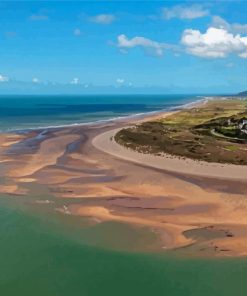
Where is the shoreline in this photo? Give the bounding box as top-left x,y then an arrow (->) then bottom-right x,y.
92,97 -> 247,181
1,96 -> 207,134
92,127 -> 247,181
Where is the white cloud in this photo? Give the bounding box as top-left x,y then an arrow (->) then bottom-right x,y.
117,34 -> 170,56
74,28 -> 82,36
162,4 -> 209,20
239,52 -> 247,58
70,78 -> 80,85
116,78 -> 125,84
181,27 -> 247,58
32,77 -> 40,84
29,14 -> 48,21
211,16 -> 247,34
0,74 -> 9,82
89,14 -> 116,24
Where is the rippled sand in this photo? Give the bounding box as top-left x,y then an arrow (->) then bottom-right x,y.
0,111 -> 247,256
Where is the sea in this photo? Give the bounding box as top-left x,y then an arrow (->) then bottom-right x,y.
0,94 -> 203,132
1,94 -> 247,296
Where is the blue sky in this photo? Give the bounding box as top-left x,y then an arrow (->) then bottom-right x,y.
1,0 -> 247,94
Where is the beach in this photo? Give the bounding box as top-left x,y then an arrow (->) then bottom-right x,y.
93,127 -> 247,180
1,102 -> 247,256
3,0 -> 247,293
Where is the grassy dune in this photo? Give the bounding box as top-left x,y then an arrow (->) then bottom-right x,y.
115,99 -> 247,165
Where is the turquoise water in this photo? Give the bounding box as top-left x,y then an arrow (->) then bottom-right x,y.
0,94 -> 199,132
0,196 -> 247,296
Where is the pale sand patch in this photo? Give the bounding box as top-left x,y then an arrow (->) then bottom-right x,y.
8,134 -> 80,177
137,111 -> 176,123
17,178 -> 36,183
93,128 -> 247,181
0,159 -> 12,163
0,134 -> 24,148
70,205 -> 193,248
1,140 -> 21,147
0,184 -> 27,195
0,184 -> 18,194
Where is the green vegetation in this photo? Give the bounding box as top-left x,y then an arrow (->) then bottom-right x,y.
115,99 -> 247,165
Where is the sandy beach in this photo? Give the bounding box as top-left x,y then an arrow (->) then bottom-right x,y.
0,108 -> 247,256
93,127 -> 247,181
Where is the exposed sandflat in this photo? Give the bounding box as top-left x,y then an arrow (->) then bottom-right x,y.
1,104 -> 247,256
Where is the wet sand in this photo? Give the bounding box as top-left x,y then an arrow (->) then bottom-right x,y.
0,110 -> 247,256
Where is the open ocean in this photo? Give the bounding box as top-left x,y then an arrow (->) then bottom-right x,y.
0,94 -> 202,132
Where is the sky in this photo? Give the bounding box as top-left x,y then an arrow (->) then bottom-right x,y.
1,0 -> 247,94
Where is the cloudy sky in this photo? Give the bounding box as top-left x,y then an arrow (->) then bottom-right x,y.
0,0 -> 247,94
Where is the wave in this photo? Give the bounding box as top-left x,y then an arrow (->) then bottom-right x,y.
4,96 -> 209,134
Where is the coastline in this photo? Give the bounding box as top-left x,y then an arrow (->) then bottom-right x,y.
2,96 -> 207,134
1,96 -> 247,256
92,96 -> 247,180
92,126 -> 247,181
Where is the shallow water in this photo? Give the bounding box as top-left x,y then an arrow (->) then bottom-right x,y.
1,94 -> 246,295
1,195 -> 247,296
